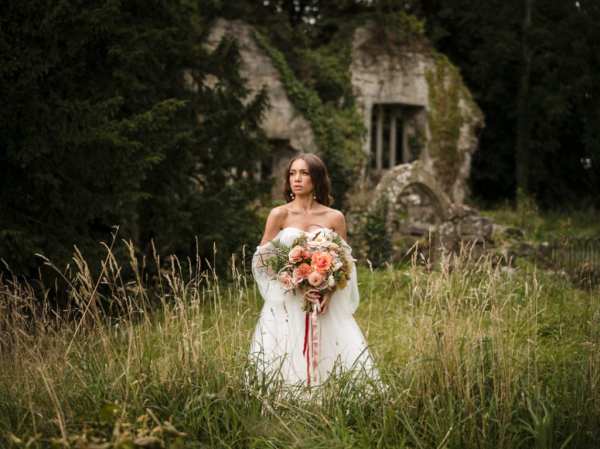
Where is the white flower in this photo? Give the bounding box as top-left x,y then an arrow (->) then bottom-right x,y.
328,275 -> 335,287
313,234 -> 327,244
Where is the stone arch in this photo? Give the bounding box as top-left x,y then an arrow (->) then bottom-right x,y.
392,182 -> 445,230
369,161 -> 452,239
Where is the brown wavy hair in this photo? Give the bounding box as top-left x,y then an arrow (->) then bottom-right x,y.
283,153 -> 333,206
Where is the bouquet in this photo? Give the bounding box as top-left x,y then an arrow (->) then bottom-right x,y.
255,228 -> 355,386
260,228 -> 354,311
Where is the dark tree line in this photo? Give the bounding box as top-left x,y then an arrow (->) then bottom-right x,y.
1,0 -> 599,282
0,0 -> 270,279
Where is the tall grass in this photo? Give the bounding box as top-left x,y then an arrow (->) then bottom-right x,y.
0,238 -> 599,448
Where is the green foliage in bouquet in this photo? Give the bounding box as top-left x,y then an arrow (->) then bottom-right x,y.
262,238 -> 296,275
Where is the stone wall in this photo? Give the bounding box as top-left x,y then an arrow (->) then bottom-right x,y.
350,24 -> 484,204
205,19 -> 316,154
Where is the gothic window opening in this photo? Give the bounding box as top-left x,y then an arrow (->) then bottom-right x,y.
370,103 -> 425,171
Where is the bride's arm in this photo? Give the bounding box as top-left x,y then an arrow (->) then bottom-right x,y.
320,211 -> 360,315
334,212 -> 360,314
259,206 -> 287,246
252,206 -> 291,302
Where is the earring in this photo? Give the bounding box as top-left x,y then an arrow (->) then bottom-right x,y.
289,192 -> 295,200
313,193 -> 317,200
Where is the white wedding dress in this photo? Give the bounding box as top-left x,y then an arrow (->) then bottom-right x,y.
249,226 -> 378,388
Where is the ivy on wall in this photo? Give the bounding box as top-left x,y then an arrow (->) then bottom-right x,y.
252,30 -> 365,209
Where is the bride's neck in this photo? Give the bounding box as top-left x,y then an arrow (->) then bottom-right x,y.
289,195 -> 318,213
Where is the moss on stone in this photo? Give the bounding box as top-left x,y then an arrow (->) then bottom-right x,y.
425,53 -> 483,194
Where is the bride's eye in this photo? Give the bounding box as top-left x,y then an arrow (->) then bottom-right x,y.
289,170 -> 310,177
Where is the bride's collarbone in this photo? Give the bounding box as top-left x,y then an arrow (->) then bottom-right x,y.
284,207 -> 328,217
280,206 -> 335,232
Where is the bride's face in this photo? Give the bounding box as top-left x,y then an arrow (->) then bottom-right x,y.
289,158 -> 314,197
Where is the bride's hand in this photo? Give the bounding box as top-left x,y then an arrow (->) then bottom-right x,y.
318,291 -> 332,315
304,289 -> 321,305
304,289 -> 331,314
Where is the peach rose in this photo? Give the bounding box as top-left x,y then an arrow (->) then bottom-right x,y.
289,245 -> 306,263
293,263 -> 312,282
278,271 -> 293,290
311,251 -> 333,273
307,271 -> 325,287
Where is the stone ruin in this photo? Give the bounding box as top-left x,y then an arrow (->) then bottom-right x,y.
202,18 -> 497,263
347,24 -> 491,262
350,24 -> 483,204
356,161 -> 494,264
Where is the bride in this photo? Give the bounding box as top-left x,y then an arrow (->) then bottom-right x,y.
249,153 -> 378,388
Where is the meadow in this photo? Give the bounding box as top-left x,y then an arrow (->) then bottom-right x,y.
1,227 -> 599,449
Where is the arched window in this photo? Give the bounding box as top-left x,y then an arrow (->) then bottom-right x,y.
370,103 -> 425,171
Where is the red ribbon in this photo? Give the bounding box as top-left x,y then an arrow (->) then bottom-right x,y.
303,312 -> 310,385
302,302 -> 320,386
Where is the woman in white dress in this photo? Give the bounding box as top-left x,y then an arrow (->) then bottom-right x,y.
249,153 -> 378,388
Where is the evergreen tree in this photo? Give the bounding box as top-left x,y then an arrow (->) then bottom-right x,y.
0,0 -> 270,279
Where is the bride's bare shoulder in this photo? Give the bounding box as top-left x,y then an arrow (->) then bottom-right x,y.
268,204 -> 289,222
259,205 -> 289,245
324,207 -> 347,239
322,205 -> 344,220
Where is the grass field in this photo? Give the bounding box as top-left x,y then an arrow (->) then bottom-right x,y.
1,233 -> 599,448
480,202 -> 600,242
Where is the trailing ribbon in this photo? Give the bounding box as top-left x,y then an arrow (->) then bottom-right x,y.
302,302 -> 320,386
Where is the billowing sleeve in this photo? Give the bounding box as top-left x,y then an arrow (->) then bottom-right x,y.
332,240 -> 360,315
251,242 -> 289,304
